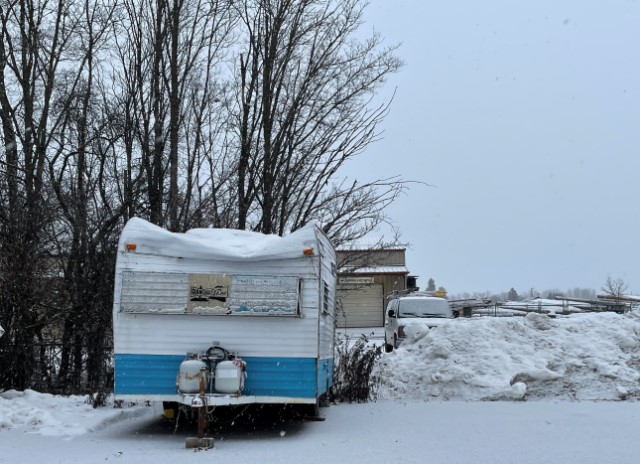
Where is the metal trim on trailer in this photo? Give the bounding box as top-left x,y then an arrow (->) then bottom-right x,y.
114,394 -> 319,406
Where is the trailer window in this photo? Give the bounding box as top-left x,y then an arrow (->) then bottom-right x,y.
119,271 -> 301,316
323,280 -> 330,314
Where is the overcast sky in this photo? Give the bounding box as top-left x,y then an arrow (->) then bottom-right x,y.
350,0 -> 640,296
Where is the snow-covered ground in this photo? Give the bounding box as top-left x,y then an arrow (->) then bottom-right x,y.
4,311 -> 640,463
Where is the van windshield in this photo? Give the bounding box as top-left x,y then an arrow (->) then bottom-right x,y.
398,299 -> 451,318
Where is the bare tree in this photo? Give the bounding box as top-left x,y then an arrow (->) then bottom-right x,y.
601,275 -> 629,301
0,0 -> 90,390
45,0 -> 121,396
165,0 -> 236,230
111,0 -> 235,230
231,0 -> 404,240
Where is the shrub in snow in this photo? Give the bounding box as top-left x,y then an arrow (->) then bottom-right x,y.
331,335 -> 382,403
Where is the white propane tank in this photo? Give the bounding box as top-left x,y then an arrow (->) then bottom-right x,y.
177,359 -> 208,393
214,360 -> 245,394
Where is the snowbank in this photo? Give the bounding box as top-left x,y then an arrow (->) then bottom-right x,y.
375,311 -> 640,401
0,390 -> 146,438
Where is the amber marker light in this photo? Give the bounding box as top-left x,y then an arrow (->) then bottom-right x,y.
303,248 -> 314,255
125,243 -> 137,252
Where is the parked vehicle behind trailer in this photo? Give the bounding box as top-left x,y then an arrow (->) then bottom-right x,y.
384,295 -> 453,352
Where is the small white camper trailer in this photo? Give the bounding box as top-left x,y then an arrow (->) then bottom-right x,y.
112,218 -> 336,415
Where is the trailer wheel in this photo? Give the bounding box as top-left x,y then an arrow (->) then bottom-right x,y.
162,401 -> 179,420
300,400 -> 324,421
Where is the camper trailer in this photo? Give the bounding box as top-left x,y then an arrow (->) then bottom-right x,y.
112,218 -> 336,419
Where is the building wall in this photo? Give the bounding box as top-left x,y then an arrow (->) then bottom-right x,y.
336,248 -> 406,269
336,248 -> 411,327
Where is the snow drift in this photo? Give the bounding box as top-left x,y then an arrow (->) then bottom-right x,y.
375,311 -> 640,401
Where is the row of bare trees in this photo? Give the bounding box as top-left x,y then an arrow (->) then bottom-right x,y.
0,0 -> 403,396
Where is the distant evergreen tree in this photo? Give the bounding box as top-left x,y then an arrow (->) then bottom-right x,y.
507,287 -> 519,301
426,278 -> 436,291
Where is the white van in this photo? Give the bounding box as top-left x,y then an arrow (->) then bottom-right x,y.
384,296 -> 453,352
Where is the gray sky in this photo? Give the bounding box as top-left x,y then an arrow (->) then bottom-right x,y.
352,0 -> 640,296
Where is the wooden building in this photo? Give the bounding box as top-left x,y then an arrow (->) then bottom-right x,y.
336,247 -> 415,328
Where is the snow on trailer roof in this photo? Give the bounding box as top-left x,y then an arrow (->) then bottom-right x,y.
118,217 -> 326,261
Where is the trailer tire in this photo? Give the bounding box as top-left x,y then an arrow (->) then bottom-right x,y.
162,401 -> 179,420
300,400 -> 324,421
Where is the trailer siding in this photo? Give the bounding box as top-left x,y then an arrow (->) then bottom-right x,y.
114,313 -> 320,357
315,230 -> 336,397
316,233 -> 337,362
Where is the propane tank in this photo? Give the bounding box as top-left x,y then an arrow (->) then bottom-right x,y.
177,359 -> 209,393
214,359 -> 246,394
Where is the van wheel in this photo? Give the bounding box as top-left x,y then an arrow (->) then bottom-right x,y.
384,336 -> 393,353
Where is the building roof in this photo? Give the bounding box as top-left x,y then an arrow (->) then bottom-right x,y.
338,265 -> 409,275
336,245 -> 406,252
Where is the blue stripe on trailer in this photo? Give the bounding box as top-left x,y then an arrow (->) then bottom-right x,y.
114,354 -> 331,398
317,358 -> 333,396
114,354 -> 183,395
242,356 -> 316,398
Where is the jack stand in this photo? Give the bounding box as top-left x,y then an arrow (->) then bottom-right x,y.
185,367 -> 214,449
